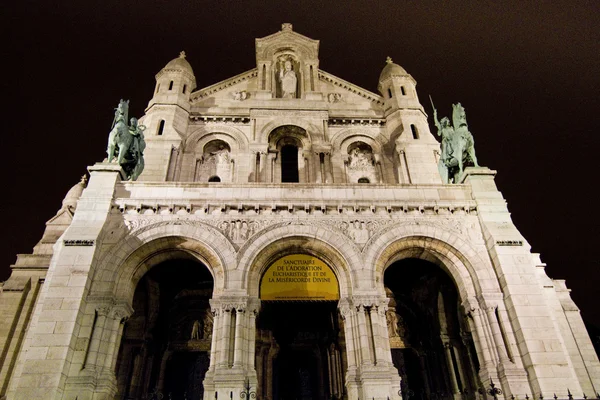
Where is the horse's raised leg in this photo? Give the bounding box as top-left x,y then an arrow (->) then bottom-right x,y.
107,144 -> 115,162
469,147 -> 479,167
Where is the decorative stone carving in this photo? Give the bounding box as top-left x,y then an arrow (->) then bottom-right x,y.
327,93 -> 343,103
232,90 -> 249,101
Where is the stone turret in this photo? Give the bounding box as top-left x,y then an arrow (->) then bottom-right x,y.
148,51 -> 196,111
141,52 -> 196,181
378,58 -> 442,184
377,57 -> 421,113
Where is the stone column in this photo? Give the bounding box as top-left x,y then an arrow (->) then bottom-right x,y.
462,298 -> 496,379
356,304 -> 373,365
443,342 -> 460,397
102,307 -> 131,376
324,152 -> 333,183
246,298 -> 260,368
233,307 -> 245,367
483,303 -> 510,363
374,154 -> 384,183
396,149 -> 411,184
259,151 -> 267,183
83,306 -> 110,372
208,304 -> 221,372
347,296 -> 402,400
314,152 -> 323,183
267,152 -> 277,183
302,150 -> 311,183
219,307 -> 233,367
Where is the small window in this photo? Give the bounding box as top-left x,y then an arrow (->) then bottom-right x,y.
358,177 -> 370,183
168,80 -> 174,90
182,84 -> 187,94
156,84 -> 160,93
387,88 -> 392,98
208,176 -> 221,182
401,86 -> 406,95
157,120 -> 165,136
410,124 -> 419,139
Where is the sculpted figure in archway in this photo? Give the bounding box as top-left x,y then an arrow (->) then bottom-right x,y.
278,59 -> 297,98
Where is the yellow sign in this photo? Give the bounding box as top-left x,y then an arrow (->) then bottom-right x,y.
260,254 -> 340,301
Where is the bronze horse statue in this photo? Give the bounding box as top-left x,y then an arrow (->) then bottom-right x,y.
107,99 -> 134,165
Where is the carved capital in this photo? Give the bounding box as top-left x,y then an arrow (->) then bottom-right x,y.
97,306 -> 112,317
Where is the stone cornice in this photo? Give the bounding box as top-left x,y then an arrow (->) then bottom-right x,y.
191,69 -> 258,102
318,70 -> 384,105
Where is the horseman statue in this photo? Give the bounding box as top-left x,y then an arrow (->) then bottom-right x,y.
430,97 -> 479,184
106,99 -> 146,180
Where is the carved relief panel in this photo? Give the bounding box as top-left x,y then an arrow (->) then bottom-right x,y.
194,139 -> 233,183
346,141 -> 378,183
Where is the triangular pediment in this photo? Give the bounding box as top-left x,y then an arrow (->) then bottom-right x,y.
317,69 -> 384,107
255,24 -> 320,62
190,68 -> 258,103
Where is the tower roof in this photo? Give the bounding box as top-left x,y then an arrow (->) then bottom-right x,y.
162,51 -> 195,75
379,57 -> 408,82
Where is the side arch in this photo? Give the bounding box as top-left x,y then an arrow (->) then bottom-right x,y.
364,223 -> 499,300
90,221 -> 237,304
238,223 -> 364,298
330,128 -> 386,154
186,125 -> 250,152
258,120 -> 320,145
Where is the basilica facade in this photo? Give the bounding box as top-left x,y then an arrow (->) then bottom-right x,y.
1,24 -> 598,400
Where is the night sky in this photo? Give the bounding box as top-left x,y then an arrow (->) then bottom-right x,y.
3,2 -> 599,326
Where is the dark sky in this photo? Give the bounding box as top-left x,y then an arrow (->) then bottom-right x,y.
3,2 -> 599,325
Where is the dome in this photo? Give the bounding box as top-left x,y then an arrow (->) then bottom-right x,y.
162,51 -> 194,75
379,57 -> 408,82
61,175 -> 87,209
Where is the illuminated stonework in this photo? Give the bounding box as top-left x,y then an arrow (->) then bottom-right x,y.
1,24 -> 599,400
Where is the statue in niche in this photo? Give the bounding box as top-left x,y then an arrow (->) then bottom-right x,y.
387,310 -> 400,337
202,312 -> 213,339
278,58 -> 297,98
348,147 -> 373,169
209,145 -> 230,165
430,96 -> 479,184
190,320 -> 201,340
106,99 -> 147,180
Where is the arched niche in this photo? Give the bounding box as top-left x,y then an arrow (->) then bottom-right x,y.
345,141 -> 379,183
195,139 -> 233,183
267,125 -> 310,183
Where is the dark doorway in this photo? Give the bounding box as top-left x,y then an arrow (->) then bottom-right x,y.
165,352 -> 210,400
384,259 -> 479,400
256,302 -> 345,400
281,145 -> 299,182
115,258 -> 214,399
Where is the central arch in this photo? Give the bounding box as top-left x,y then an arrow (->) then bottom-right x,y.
256,253 -> 344,400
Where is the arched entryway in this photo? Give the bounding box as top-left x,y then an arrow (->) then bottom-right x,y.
115,257 -> 214,400
267,125 -> 310,183
384,258 -> 480,400
255,254 -> 346,400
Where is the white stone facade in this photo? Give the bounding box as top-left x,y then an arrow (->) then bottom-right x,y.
1,24 -> 598,400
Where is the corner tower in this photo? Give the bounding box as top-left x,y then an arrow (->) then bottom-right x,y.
379,57 -> 441,184
141,52 -> 196,180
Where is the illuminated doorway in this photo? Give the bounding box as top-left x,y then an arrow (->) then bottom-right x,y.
256,255 -> 345,400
